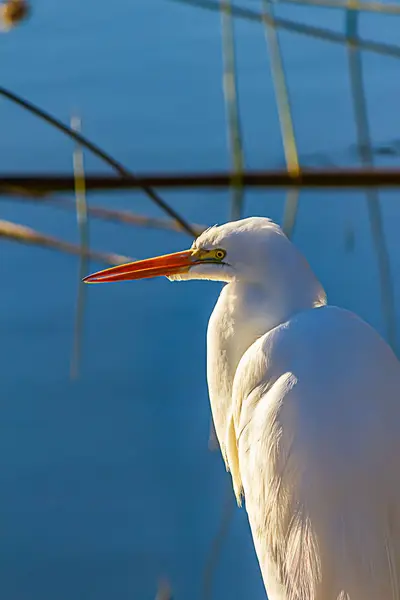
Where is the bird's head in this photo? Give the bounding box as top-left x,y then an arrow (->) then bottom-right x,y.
83,216 -> 325,305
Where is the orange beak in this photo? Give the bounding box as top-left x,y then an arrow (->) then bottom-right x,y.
83,250 -> 196,284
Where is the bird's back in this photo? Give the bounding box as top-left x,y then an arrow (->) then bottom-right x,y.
227,305 -> 400,600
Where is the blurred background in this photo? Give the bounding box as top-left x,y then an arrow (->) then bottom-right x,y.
1,0 -> 400,598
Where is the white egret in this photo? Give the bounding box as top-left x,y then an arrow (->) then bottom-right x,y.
84,216 -> 400,600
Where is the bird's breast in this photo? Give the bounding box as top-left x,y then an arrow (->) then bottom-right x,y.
206,283 -> 277,453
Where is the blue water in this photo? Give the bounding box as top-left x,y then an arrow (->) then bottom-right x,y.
1,1 -> 400,598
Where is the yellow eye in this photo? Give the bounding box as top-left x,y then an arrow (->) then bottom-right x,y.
215,249 -> 226,260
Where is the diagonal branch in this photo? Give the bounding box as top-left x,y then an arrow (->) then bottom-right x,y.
0,86 -> 197,237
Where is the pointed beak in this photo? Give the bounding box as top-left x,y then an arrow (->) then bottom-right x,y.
82,250 -> 196,284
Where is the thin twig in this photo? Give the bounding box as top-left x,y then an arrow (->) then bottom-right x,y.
70,116 -> 89,381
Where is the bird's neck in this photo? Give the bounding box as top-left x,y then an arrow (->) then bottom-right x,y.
206,273 -> 326,455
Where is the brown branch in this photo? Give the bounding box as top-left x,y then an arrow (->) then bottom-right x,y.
3,168 -> 400,192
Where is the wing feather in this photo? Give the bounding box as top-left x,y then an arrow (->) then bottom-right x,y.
224,306 -> 400,600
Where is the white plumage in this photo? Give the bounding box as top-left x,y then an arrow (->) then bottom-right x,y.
84,216 -> 400,600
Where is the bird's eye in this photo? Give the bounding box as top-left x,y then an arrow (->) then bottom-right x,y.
215,249 -> 226,260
